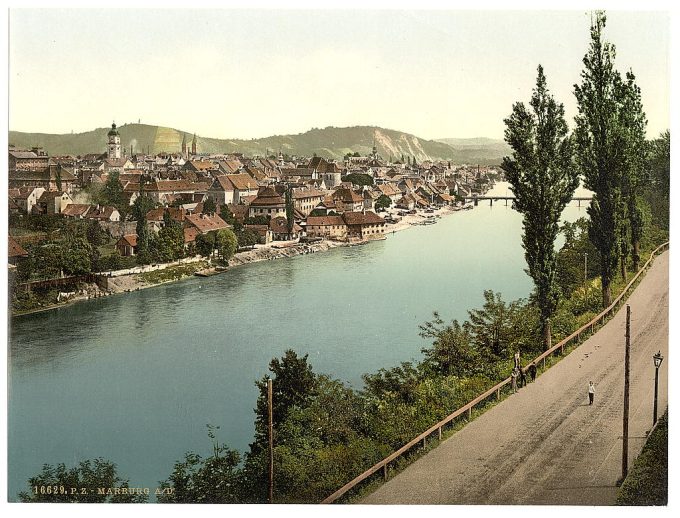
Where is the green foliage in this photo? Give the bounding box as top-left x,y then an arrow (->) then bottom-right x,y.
19,458 -> 147,503
375,194 -> 392,211
555,218 -> 601,297
98,171 -> 128,219
237,228 -> 259,249
132,194 -> 156,265
616,411 -> 667,505
573,11 -> 643,307
203,197 -> 217,214
244,215 -> 269,225
466,290 -> 523,362
644,131 -> 670,230
252,350 -> 319,452
215,228 -> 238,264
420,313 -> 480,377
503,65 -> 579,348
195,232 -> 216,258
155,221 -> 185,263
159,425 -> 242,503
85,219 -> 109,247
341,173 -> 374,186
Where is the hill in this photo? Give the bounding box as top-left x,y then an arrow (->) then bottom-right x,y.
436,137 -> 511,166
9,124 -> 508,165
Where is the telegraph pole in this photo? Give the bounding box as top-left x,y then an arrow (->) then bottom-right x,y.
622,305 -> 631,480
268,378 -> 274,504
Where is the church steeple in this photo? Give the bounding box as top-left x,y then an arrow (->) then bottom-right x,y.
181,133 -> 187,157
107,121 -> 121,159
191,133 -> 197,155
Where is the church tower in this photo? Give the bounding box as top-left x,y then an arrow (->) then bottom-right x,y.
181,133 -> 187,158
107,122 -> 122,159
191,133 -> 197,155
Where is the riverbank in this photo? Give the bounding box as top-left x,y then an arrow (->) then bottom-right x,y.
11,204 -> 463,317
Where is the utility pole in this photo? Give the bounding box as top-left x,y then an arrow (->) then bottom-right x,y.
622,304 -> 631,480
268,378 -> 274,504
584,252 -> 588,286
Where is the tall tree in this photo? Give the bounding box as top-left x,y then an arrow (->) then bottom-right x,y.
644,131 -> 670,230
573,11 -> 626,307
502,65 -> 578,349
617,71 -> 648,273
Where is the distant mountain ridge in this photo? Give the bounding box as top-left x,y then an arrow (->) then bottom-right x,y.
9,124 -> 507,165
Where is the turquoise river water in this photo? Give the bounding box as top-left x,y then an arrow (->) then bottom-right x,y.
7,182 -> 590,500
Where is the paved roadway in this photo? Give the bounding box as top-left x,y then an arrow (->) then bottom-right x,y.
363,251 -> 669,505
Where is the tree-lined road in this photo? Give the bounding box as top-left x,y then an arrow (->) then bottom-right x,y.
363,251 -> 668,505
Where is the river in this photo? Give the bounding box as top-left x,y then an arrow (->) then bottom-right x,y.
7,182 -> 591,500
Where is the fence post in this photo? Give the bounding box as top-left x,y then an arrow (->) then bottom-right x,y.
496,387 -> 500,400
467,407 -> 472,420
422,437 -> 426,449
383,463 -> 388,482
438,427 -> 442,441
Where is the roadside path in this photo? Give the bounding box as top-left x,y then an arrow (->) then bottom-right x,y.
363,251 -> 669,505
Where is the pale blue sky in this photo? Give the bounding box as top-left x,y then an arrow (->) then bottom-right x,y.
9,9 -> 670,140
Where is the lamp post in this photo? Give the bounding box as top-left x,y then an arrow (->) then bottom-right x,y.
653,351 -> 663,426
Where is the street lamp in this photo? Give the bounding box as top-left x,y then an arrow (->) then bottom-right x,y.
653,351 -> 664,425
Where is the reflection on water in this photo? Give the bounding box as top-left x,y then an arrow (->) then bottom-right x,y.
7,183 -> 589,500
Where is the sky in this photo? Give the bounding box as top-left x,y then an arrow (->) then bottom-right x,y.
8,8 -> 671,141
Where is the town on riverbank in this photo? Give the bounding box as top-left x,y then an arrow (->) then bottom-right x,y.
8,130 -> 501,315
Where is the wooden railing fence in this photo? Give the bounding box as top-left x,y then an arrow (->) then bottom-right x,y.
321,241 -> 669,504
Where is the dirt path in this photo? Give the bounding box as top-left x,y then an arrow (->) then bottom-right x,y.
362,251 -> 669,505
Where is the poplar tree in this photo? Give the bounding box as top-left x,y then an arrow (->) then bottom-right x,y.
502,65 -> 578,350
618,71 -> 648,273
573,12 -> 625,308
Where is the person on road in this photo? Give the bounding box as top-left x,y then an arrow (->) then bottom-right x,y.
588,381 -> 595,405
511,368 -> 519,393
528,362 -> 537,382
514,350 -> 521,370
520,367 -> 527,387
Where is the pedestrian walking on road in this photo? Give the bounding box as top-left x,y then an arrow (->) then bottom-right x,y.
520,368 -> 527,387
588,381 -> 595,405
528,363 -> 537,382
511,368 -> 519,393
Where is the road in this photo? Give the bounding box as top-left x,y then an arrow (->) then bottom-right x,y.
363,251 -> 668,505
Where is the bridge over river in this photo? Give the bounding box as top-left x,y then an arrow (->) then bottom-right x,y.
464,195 -> 593,207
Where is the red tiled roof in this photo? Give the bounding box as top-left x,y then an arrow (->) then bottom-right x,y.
8,236 -> 28,258
306,215 -> 345,227
342,211 -> 385,226
185,213 -> 230,234
62,204 -> 92,217
117,234 -> 138,247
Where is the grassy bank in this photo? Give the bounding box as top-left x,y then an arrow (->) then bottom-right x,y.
616,410 -> 668,506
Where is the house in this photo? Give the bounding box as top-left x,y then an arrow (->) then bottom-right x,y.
183,227 -> 200,251
207,173 -> 259,205
184,213 -> 230,234
86,205 -> 121,222
305,215 -> 347,241
62,204 -> 93,219
375,183 -> 402,205
342,211 -> 386,241
146,207 -> 186,233
248,186 -> 286,219
8,186 -> 45,214
269,216 -> 302,241
184,159 -> 218,174
144,179 -> 209,204
362,189 -> 377,211
9,148 -> 50,173
116,235 -> 137,257
292,187 -> 326,216
244,224 -> 273,245
8,236 -> 29,265
8,163 -> 77,192
35,191 -> 73,215
331,187 -> 364,213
